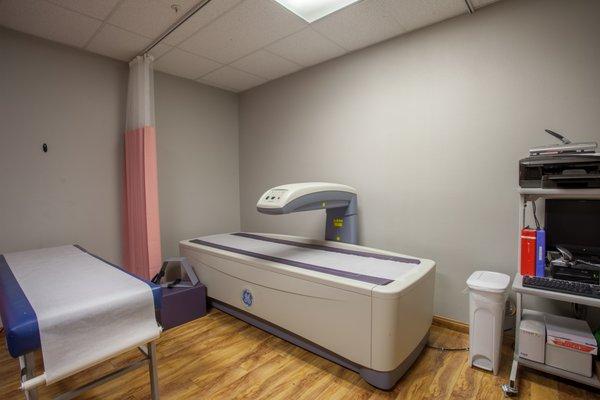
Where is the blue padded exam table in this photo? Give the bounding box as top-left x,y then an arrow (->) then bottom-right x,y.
0,245 -> 162,400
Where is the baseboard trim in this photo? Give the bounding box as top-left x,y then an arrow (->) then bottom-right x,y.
432,315 -> 469,334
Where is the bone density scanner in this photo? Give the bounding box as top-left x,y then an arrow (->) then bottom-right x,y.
180,182 -> 436,389
257,182 -> 358,244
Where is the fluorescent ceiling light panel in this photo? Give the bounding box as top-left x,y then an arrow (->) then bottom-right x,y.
275,0 -> 362,23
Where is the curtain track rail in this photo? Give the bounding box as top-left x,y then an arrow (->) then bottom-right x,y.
134,0 -> 214,60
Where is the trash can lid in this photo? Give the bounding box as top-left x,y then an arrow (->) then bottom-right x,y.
467,271 -> 511,293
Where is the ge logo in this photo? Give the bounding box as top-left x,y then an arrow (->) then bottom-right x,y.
241,289 -> 253,307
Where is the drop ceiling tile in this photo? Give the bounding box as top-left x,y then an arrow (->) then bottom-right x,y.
471,0 -> 501,8
266,27 -> 346,67
179,0 -> 307,64
154,48 -> 221,80
231,50 -> 301,80
45,0 -> 121,20
200,66 -> 266,92
87,24 -> 151,61
162,0 -> 242,46
0,0 -> 102,48
156,0 -> 200,9
148,42 -> 172,59
196,78 -> 236,92
311,0 -> 405,51
387,0 -> 467,32
108,0 -> 195,39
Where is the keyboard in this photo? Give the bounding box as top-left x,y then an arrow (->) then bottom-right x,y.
522,275 -> 600,299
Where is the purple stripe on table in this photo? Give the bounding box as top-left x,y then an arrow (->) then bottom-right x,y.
233,232 -> 420,265
190,239 -> 394,286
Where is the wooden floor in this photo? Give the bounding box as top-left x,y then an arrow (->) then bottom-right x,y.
1,309 -> 599,399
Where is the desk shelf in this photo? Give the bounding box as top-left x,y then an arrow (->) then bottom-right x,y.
512,274 -> 600,308
519,188 -> 600,200
518,357 -> 600,389
503,188 -> 600,396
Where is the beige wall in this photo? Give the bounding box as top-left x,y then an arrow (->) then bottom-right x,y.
155,72 -> 240,258
0,28 -> 128,263
0,28 -> 240,265
239,0 -> 600,322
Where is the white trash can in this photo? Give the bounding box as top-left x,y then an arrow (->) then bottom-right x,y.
467,270 -> 511,375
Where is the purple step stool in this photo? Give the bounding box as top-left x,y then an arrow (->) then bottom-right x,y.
159,283 -> 207,330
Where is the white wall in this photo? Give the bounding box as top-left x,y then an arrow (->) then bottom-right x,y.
0,28 -> 240,264
238,0 -> 600,322
0,28 -> 128,263
155,72 -> 240,258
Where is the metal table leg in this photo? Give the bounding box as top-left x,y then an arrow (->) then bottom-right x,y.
502,292 -> 521,396
20,353 -> 39,400
148,341 -> 160,400
19,342 -> 160,400
502,358 -> 519,396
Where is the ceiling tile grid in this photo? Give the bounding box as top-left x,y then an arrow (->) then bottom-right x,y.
154,47 -> 221,79
161,0 -> 242,46
44,0 -> 121,20
0,0 -> 503,92
0,0 -> 102,48
147,42 -> 173,59
386,0 -> 469,32
200,65 -> 266,92
266,27 -> 347,67
178,0 -> 307,64
107,0 -> 195,39
311,0 -> 407,51
86,23 -> 151,61
230,49 -> 302,80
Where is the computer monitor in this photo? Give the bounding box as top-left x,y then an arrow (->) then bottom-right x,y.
545,199 -> 600,258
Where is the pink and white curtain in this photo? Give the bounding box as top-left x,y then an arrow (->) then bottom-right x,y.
123,54 -> 161,279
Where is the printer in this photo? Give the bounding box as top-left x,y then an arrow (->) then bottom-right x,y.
519,129 -> 600,188
520,154 -> 600,188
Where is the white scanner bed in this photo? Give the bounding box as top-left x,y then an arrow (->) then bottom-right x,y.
190,232 -> 420,285
180,232 -> 436,389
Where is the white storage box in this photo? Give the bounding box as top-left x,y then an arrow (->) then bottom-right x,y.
545,314 -> 597,377
467,271 -> 511,375
519,310 -> 545,363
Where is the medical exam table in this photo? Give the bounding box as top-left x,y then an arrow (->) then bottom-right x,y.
0,245 -> 162,400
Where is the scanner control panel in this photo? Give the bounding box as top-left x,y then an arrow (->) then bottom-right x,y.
256,182 -> 357,212
255,182 -> 358,243
260,189 -> 288,206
